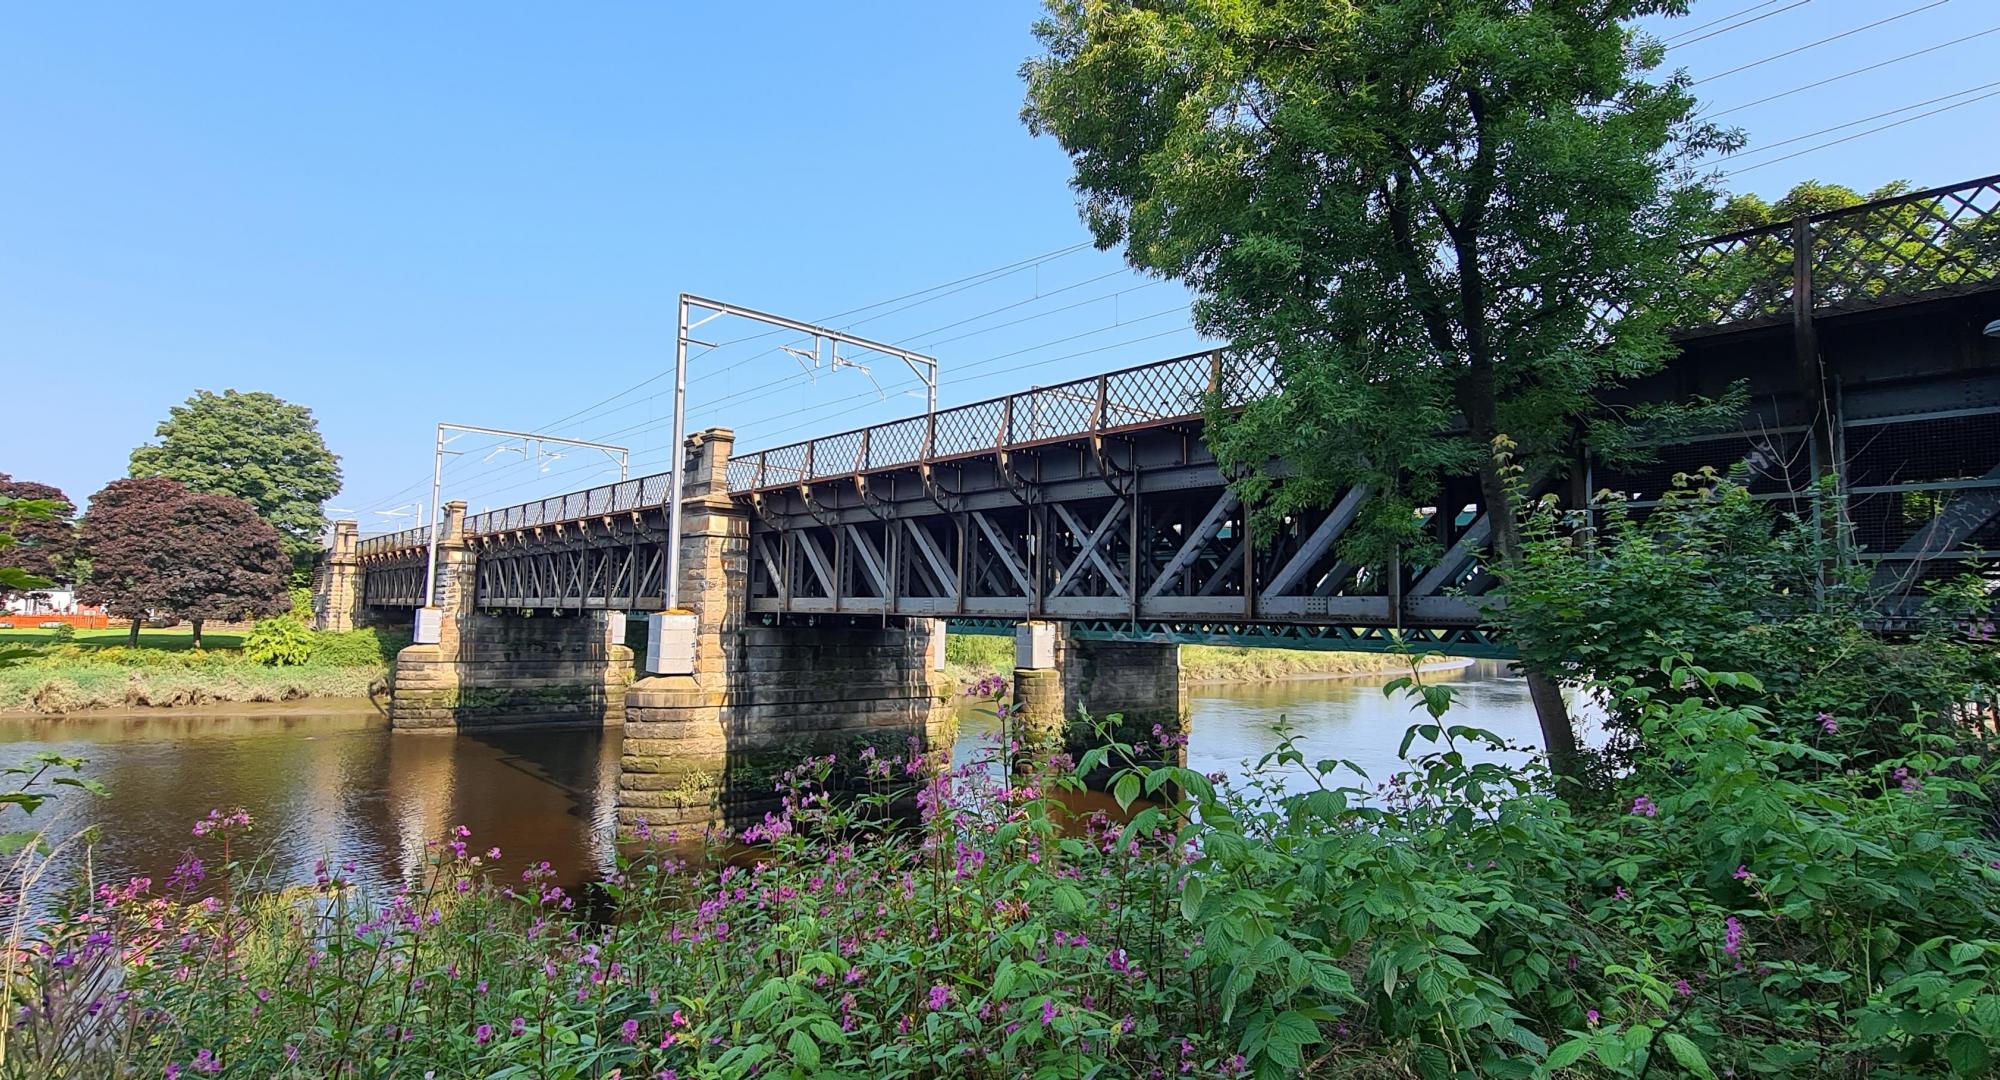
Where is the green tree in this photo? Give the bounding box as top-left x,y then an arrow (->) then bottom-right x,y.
1022,0 -> 1735,779
128,389 -> 342,569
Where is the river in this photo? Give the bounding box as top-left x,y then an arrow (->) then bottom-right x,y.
2,660 -> 1550,907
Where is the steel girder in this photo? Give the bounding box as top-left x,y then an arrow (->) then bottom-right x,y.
741,422 -> 1498,648
359,551 -> 428,608
470,517 -> 669,611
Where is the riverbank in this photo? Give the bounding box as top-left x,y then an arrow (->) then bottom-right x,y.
942,634 -> 1465,689
0,626 -> 399,716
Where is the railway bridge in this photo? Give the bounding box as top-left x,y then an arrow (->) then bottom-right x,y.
315,174 -> 2000,832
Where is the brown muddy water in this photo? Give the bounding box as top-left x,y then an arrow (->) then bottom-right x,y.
2,660 -> 1556,906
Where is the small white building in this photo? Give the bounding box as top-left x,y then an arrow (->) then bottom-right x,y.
4,588 -> 96,616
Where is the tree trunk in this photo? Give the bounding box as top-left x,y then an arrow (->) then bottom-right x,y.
1473,451 -> 1582,786
128,618 -> 141,647
190,618 -> 203,650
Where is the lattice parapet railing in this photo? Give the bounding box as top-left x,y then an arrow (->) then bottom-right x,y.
1810,177 -> 2000,310
1682,173 -> 2000,329
463,471 -> 678,536
357,526 -> 431,558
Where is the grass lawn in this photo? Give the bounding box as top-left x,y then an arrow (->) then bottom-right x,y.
0,626 -> 247,651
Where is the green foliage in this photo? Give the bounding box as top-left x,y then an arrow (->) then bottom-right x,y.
0,621 -> 400,711
128,388 -> 342,567
1499,472 -> 2000,766
0,475 -> 77,590
243,589 -> 319,666
1021,0 -> 1737,567
0,494 -> 58,670
304,626 -> 409,667
241,613 -> 313,666
943,631 -> 1012,671
0,751 -> 104,856
9,624 -> 2000,1076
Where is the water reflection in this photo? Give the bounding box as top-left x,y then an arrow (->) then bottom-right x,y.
0,712 -> 621,906
1184,660 -> 1554,788
2,661 -> 1564,905
956,660 -> 1558,795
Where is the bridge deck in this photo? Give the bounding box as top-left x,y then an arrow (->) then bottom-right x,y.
350,173 -> 2000,656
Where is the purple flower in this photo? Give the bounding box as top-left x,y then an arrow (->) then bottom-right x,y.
1630,795 -> 1658,818
1724,916 -> 1745,957
1041,998 -> 1058,1025
1733,864 -> 1752,881
510,1016 -> 527,1036
1817,712 -> 1837,734
1674,978 -> 1693,998
475,1023 -> 494,1044
621,1018 -> 640,1042
1585,1009 -> 1600,1027
927,984 -> 952,1011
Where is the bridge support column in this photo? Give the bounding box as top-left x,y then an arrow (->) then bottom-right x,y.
1011,622 -> 1185,763
1011,621 -> 1067,755
1064,637 -> 1186,762
618,428 -> 954,837
311,520 -> 363,633
389,500 -> 633,731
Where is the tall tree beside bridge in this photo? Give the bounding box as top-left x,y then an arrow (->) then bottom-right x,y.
78,477 -> 291,647
0,474 -> 76,595
129,389 -> 342,572
1022,0 -> 1736,780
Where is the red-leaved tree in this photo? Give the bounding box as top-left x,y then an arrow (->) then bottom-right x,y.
160,493 -> 291,647
78,477 -> 290,647
77,477 -> 183,645
0,474 -> 77,595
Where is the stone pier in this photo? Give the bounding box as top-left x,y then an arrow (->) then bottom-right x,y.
1013,620 -> 1185,758
311,520 -> 363,633
616,428 -> 955,835
388,501 -> 634,731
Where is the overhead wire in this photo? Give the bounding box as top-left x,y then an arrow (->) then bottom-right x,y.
1721,84 -> 2000,174
1662,0 -> 1786,42
1701,23 -> 2000,118
549,269 -> 1158,438
537,241 -> 1093,435
1690,0 -> 1956,85
1714,77 -> 2000,163
447,316 -> 1203,508
342,241 -> 1096,513
1665,0 -> 1815,51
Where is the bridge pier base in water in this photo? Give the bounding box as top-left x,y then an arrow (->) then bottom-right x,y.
614,427 -> 955,836
1012,621 -> 1186,761
388,500 -> 634,731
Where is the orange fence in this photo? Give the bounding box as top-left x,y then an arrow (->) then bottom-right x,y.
0,612 -> 114,630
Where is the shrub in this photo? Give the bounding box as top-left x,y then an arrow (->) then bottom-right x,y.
305,626 -> 407,668
1501,473 -> 1999,773
241,612 -> 313,666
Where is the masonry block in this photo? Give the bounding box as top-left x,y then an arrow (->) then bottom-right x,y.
387,500 -> 634,731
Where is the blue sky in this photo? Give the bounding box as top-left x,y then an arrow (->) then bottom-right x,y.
4,0 -> 1996,530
